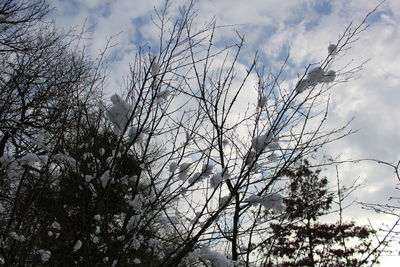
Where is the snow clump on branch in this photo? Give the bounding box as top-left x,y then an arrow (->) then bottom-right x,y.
9,232 -> 26,242
156,89 -> 171,103
169,161 -> 179,173
260,193 -> 285,212
251,131 -> 280,154
150,61 -> 160,77
73,240 -> 82,252
128,126 -> 144,143
210,171 -> 231,188
178,163 -> 191,180
187,164 -> 214,184
197,247 -> 235,267
258,95 -> 267,108
105,94 -> 133,134
245,193 -> 285,213
295,67 -> 336,93
37,250 -> 51,262
128,194 -> 142,212
127,215 -> 141,231
328,44 -> 337,55
99,170 -> 110,188
295,44 -> 338,93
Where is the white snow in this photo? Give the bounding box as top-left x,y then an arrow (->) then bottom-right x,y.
198,247 -> 234,267
252,133 -> 273,152
106,94 -> 133,134
219,196 -> 230,207
258,96 -> 267,108
266,139 -> 280,151
54,153 -> 77,167
169,161 -> 178,173
92,236 -> 100,244
18,153 -> 41,165
128,126 -> 144,143
210,173 -> 223,188
307,67 -> 325,86
260,193 -> 285,213
245,195 -> 262,205
73,240 -> 82,251
51,221 -> 61,230
0,153 -> 14,166
296,67 -> 336,93
245,193 -> 284,212
188,172 -> 202,184
9,232 -> 26,242
245,151 -> 256,166
37,249 -> 51,262
127,215 -> 141,231
100,170 -> 110,188
156,89 -> 171,103
85,175 -> 93,183
328,44 -> 337,55
128,194 -> 142,212
295,79 -> 310,93
178,163 -> 191,180
150,62 -> 160,76
130,237 -> 141,250
190,212 -> 202,224
321,70 -> 336,83
267,153 -> 279,162
201,164 -> 213,176
33,129 -> 47,147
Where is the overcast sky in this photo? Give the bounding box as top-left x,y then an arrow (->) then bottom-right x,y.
47,0 -> 400,265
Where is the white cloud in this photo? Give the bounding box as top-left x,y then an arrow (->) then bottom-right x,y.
47,0 -> 400,264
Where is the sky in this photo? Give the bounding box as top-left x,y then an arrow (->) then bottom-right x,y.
47,0 -> 400,265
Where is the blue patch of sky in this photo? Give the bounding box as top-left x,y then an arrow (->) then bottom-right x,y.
256,1 -> 333,75
47,0 -> 82,27
366,9 -> 393,24
304,0 -> 332,31
314,0 -> 333,16
52,0 -> 82,17
106,16 -> 152,63
233,10 -> 310,72
129,17 -> 151,49
230,2 -> 335,96
89,1 -> 112,18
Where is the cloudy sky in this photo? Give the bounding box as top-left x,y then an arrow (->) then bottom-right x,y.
47,0 -> 400,264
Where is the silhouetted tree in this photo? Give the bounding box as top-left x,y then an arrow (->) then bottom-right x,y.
263,160 -> 377,266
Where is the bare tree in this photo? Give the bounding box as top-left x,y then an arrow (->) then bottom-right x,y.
0,0 -> 388,266
0,0 -> 108,264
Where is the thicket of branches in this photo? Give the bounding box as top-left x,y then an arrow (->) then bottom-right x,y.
0,0 -> 396,266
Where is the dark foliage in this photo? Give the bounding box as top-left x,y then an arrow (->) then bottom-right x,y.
264,161 -> 377,266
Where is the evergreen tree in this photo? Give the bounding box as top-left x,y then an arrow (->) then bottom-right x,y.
264,160 -> 377,266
